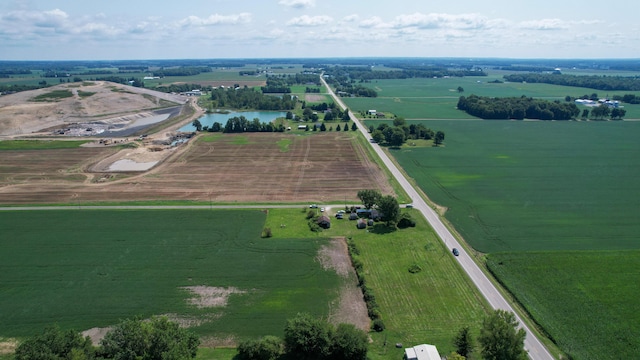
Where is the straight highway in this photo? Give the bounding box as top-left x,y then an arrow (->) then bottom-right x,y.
320,74 -> 555,360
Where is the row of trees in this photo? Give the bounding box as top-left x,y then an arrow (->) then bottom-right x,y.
503,73 -> 640,91
209,87 -> 296,110
237,313 -> 368,360
457,95 -> 580,120
14,317 -> 200,360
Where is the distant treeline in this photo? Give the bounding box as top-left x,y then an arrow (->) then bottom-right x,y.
260,74 -> 321,93
0,84 -> 44,93
504,73 -> 640,91
210,87 -> 296,110
498,66 -> 555,72
457,95 -> 580,120
153,67 -> 211,77
324,65 -> 486,81
155,83 -> 213,93
94,76 -> 144,87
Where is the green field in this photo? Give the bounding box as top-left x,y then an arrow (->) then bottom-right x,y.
341,76 -> 640,119
486,251 -> 640,360
280,208 -> 491,358
372,120 -> 640,253
371,119 -> 640,359
0,140 -> 88,150
0,209 -> 340,340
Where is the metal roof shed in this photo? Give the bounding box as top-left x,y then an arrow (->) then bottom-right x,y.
403,344 -> 440,360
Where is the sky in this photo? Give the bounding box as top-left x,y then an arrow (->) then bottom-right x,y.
1,0 -> 638,61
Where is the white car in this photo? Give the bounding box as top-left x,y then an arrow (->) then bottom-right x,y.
320,207 -> 325,212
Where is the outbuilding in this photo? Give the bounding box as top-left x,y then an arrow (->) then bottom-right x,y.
403,344 -> 441,360
317,215 -> 331,229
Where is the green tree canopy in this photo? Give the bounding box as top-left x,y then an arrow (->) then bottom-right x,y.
237,336 -> 283,360
357,189 -> 382,210
453,326 -> 474,358
377,195 -> 400,226
478,310 -> 527,360
101,317 -> 200,360
283,313 -> 332,360
15,325 -> 94,360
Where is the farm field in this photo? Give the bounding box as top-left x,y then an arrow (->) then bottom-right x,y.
376,120 -> 640,253
0,132 -> 393,205
486,251 -> 640,360
267,208 -> 490,359
371,119 -> 640,359
0,209 -> 342,342
341,75 -> 640,119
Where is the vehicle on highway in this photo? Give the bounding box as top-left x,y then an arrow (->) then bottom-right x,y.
452,248 -> 459,256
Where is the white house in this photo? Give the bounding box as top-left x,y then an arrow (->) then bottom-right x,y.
403,344 -> 441,360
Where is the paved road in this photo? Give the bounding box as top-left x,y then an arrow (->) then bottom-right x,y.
320,75 -> 555,360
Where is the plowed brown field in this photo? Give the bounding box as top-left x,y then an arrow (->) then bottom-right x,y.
0,132 -> 393,204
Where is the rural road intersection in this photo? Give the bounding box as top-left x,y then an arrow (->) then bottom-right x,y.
321,75 -> 555,360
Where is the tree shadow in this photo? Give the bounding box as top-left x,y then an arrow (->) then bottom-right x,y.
367,223 -> 397,235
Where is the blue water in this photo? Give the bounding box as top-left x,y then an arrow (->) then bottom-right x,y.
179,111 -> 288,132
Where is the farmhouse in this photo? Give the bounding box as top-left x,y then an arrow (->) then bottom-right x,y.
403,344 -> 441,360
368,110 -> 377,115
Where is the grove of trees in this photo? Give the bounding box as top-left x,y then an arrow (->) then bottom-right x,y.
236,313 -> 368,360
14,317 -> 200,360
503,73 -> 640,91
457,95 -> 580,120
209,87 -> 296,110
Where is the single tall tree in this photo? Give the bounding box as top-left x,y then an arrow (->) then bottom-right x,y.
435,131 -> 445,146
357,189 -> 381,210
377,195 -> 400,226
478,310 -> 527,360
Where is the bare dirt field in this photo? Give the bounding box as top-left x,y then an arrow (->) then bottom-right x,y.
0,131 -> 393,204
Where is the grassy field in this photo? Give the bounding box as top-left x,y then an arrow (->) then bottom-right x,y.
486,251 -> 640,360
367,119 -> 640,359
0,140 -> 89,150
271,207 -> 491,358
341,75 -> 640,119
0,209 -> 340,340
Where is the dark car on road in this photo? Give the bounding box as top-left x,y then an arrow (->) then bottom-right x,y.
452,248 -> 459,256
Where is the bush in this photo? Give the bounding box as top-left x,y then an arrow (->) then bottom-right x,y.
262,227 -> 272,238
397,213 -> 417,228
408,264 -> 422,273
237,336 -> 283,360
372,319 -> 386,332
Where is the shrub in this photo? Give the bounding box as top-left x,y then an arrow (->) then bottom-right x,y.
397,213 -> 416,228
408,264 -> 422,273
372,319 -> 386,332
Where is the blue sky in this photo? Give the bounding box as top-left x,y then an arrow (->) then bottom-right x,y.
1,0 -> 637,60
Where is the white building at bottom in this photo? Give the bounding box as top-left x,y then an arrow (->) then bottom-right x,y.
403,344 -> 441,360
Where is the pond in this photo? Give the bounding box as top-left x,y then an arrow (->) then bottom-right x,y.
179,111 -> 288,132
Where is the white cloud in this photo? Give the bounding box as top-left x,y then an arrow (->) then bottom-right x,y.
177,13 -> 252,28
286,15 -> 333,27
519,18 -> 568,30
278,0 -> 315,9
342,14 -> 359,22
359,16 -> 389,29
392,13 -> 488,30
